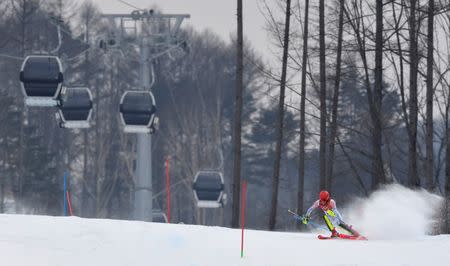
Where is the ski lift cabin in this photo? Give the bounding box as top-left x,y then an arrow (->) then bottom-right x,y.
192,171 -> 225,208
56,87 -> 93,128
119,91 -> 157,134
19,56 -> 63,107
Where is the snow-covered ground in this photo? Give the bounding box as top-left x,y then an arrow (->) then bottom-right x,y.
0,214 -> 448,266
0,184 -> 448,266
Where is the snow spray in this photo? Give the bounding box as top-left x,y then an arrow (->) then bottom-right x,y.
344,184 -> 443,240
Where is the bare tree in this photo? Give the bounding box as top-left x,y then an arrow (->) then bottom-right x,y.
408,0 -> 420,187
343,0 -> 385,191
79,0 -> 96,217
231,0 -> 243,228
443,77 -> 450,231
391,0 -> 409,143
269,0 -> 291,231
444,38 -> 450,231
425,0 -> 435,191
319,0 -> 327,190
372,0 -> 386,189
297,0 -> 310,221
9,0 -> 40,212
326,0 -> 345,189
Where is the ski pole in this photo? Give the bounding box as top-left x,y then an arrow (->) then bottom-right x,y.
287,209 -> 327,230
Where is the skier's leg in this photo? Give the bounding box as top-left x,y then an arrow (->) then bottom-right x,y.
322,215 -> 336,234
322,215 -> 334,231
339,222 -> 359,236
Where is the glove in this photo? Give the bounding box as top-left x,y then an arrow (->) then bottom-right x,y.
302,215 -> 310,225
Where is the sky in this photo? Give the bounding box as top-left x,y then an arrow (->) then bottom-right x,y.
82,0 -> 272,60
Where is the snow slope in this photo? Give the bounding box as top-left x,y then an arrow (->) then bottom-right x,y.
0,185 -> 447,266
0,213 -> 449,266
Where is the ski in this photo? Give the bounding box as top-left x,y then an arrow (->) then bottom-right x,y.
318,234 -> 337,240
318,233 -> 368,240
339,234 -> 368,240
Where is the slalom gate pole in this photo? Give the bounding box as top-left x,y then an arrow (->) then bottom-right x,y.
66,190 -> 74,216
240,180 -> 247,258
63,172 -> 67,216
165,157 -> 171,223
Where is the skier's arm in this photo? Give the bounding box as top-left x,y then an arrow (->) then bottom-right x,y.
330,200 -> 344,221
332,207 -> 344,221
305,200 -> 320,217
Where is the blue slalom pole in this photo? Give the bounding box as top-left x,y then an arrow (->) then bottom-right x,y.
63,172 -> 67,216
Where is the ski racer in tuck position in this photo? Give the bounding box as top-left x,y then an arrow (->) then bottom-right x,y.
302,190 -> 362,239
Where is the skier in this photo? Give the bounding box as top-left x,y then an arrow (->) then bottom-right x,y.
302,190 -> 359,238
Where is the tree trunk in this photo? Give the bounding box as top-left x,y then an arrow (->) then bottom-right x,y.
392,0 -> 409,147
446,71 -> 450,233
269,0 -> 291,231
94,77 -> 100,217
82,11 -> 91,218
231,0 -> 243,228
425,0 -> 434,191
319,0 -> 327,190
447,10 -> 450,234
297,0 -> 309,222
408,0 -> 420,187
372,0 -> 385,189
0,171 -> 4,213
343,2 -> 385,191
16,0 -> 29,213
326,0 -> 344,190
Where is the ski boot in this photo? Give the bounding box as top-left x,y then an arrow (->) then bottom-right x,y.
330,229 -> 340,238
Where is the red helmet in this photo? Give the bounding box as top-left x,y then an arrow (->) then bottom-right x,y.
319,190 -> 330,203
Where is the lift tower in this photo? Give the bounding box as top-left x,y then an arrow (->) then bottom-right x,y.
101,10 -> 189,221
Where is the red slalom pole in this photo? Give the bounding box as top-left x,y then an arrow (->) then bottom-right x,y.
66,190 -> 74,216
240,180 -> 247,258
165,157 -> 171,223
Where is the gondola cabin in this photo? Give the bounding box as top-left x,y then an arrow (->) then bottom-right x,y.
119,91 -> 157,134
192,171 -> 225,208
19,55 -> 63,107
56,87 -> 93,128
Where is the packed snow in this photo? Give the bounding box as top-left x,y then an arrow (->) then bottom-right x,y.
0,184 -> 448,266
